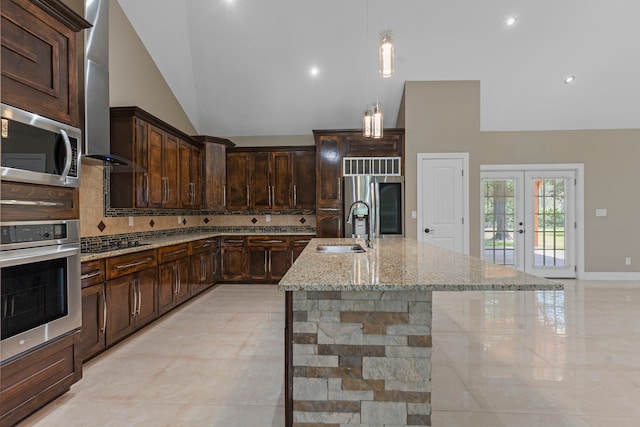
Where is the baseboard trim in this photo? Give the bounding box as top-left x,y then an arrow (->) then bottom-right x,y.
582,272 -> 640,280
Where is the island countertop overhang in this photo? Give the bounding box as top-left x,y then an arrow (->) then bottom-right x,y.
278,238 -> 563,292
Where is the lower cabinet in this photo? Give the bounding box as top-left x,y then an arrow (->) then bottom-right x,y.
291,236 -> 313,262
221,237 -> 247,281
189,238 -> 217,296
80,260 -> 106,361
105,250 -> 158,346
0,331 -> 82,427
247,236 -> 290,282
158,244 -> 190,315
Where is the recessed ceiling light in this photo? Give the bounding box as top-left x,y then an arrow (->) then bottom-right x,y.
309,67 -> 320,78
564,75 -> 576,84
505,16 -> 518,27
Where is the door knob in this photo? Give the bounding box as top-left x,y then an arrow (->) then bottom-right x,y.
424,228 -> 434,234
517,229 -> 525,234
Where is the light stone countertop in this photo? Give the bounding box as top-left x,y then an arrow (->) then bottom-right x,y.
278,238 -> 563,292
80,231 -> 315,262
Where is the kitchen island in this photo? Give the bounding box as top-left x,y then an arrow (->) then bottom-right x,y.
278,238 -> 562,427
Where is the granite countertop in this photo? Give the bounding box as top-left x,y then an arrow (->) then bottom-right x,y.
80,231 -> 315,262
278,238 -> 563,292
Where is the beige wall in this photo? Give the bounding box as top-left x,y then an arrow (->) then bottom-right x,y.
109,0 -> 196,135
403,80 -> 640,273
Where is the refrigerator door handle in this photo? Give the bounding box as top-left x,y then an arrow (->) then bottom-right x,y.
371,180 -> 379,238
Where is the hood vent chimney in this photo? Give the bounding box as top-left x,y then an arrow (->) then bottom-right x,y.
81,0 -> 141,171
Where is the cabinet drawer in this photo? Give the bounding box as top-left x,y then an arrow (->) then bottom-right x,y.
157,243 -> 189,263
189,239 -> 214,255
81,259 -> 105,288
106,250 -> 157,280
0,182 -> 79,221
221,236 -> 246,246
247,236 -> 289,247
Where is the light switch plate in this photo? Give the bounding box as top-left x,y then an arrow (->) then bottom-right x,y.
265,214 -> 271,223
128,216 -> 134,226
411,210 -> 417,219
596,208 -> 607,217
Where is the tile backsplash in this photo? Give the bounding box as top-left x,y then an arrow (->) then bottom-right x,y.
79,164 -> 316,238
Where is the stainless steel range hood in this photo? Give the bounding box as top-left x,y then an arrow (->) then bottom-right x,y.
81,0 -> 140,171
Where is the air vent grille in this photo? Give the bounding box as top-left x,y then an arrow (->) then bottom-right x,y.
343,157 -> 401,176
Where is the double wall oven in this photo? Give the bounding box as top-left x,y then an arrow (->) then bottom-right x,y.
0,103 -> 82,363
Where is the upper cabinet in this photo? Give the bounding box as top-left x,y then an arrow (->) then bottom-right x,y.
193,135 -> 235,211
109,107 -> 202,210
1,0 -> 90,127
225,146 -> 315,212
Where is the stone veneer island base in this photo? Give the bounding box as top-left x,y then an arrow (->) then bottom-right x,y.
279,238 -> 562,427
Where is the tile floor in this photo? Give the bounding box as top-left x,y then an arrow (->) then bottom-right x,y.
17,280 -> 640,427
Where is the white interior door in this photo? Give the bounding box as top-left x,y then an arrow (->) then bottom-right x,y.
481,168 -> 576,278
417,153 -> 468,254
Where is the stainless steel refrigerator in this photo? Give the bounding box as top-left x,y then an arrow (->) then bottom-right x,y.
343,175 -> 404,238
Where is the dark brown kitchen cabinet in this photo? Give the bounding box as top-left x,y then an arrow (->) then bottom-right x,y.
291,236 -> 313,262
292,150 -> 316,209
179,139 -> 203,209
225,152 -> 251,210
189,239 -> 216,296
0,181 -> 79,221
221,237 -> 247,281
80,260 -> 106,362
157,244 -> 190,315
196,135 -> 235,210
314,134 -> 343,207
105,250 -> 158,346
0,330 -> 81,427
247,236 -> 290,282
1,0 -> 90,127
271,152 -> 293,209
110,107 -> 194,209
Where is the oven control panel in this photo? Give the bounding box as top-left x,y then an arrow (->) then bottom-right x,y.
1,222 -> 73,247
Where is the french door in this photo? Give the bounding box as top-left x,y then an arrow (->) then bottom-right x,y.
481,169 -> 576,278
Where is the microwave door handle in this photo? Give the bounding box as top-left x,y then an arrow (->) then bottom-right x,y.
59,129 -> 73,184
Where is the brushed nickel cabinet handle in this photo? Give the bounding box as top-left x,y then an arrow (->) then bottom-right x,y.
102,289 -> 107,333
115,258 -> 152,270
293,184 -> 297,206
246,185 -> 250,207
165,248 -> 187,257
223,185 -> 226,207
131,278 -> 138,317
81,271 -> 102,280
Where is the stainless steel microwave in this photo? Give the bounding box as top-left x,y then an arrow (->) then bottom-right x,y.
1,104 -> 81,187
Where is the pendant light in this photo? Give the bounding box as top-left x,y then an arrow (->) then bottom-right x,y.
379,29 -> 394,78
371,103 -> 383,138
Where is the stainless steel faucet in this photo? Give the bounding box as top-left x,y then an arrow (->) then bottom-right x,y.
346,200 -> 372,248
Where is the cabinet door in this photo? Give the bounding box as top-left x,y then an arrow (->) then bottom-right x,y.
205,144 -> 227,209
316,136 -> 343,206
221,246 -> 246,281
269,247 -> 291,281
292,150 -> 316,209
158,262 -> 177,315
0,0 -> 87,127
147,124 -> 165,208
226,152 -> 251,210
134,118 -> 150,207
106,275 -> 135,346
248,247 -> 269,281
179,140 -> 192,208
163,134 -> 180,208
191,145 -> 203,208
272,152 -> 292,209
251,152 -> 271,209
175,257 -> 191,304
80,283 -> 106,361
213,247 -> 221,282
316,212 -> 342,238
135,267 -> 158,328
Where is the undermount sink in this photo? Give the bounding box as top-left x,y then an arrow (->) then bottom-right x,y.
316,244 -> 366,254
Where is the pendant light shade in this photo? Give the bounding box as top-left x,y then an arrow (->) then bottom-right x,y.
363,103 -> 383,138
379,29 -> 394,78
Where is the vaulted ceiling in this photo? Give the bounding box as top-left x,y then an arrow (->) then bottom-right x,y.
118,0 -> 640,137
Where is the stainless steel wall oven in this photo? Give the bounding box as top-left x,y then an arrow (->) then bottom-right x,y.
0,220 -> 81,362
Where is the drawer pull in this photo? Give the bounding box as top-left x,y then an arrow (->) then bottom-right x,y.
81,271 -> 102,280
193,243 -> 210,250
115,258 -> 152,270
164,248 -> 187,257
225,239 -> 244,244
0,199 -> 64,206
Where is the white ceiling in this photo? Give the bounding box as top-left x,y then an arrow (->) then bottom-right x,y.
117,0 -> 640,137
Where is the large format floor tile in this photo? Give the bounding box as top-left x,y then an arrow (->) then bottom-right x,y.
17,280 -> 640,426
